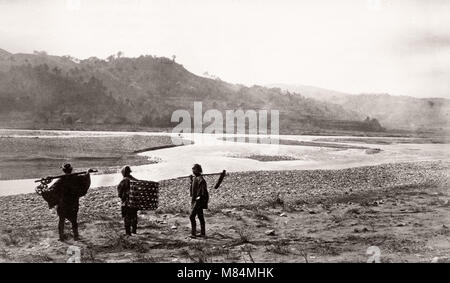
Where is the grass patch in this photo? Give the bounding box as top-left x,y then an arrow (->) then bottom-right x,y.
265,242 -> 291,255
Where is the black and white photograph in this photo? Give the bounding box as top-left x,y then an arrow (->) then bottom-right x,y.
0,0 -> 449,266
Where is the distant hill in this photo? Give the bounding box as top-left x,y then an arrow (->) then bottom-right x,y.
267,84 -> 350,102
0,48 -> 12,58
0,49 -> 385,133
268,84 -> 450,132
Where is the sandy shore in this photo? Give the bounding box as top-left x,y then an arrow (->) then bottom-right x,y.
0,161 -> 449,262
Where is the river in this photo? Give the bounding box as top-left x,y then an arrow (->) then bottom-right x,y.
0,129 -> 449,196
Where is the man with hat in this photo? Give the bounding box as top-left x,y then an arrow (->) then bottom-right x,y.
189,164 -> 209,238
117,165 -> 139,236
50,163 -> 93,241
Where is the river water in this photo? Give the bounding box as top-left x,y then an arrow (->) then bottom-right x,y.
0,129 -> 449,196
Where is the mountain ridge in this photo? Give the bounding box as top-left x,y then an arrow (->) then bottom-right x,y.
0,49 -> 430,132
268,84 -> 450,131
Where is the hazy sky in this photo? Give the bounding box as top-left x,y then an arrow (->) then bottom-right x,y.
0,0 -> 449,98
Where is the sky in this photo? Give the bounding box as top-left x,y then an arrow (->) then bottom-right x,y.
0,0 -> 449,98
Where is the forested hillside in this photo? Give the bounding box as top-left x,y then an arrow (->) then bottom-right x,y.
0,49 -> 382,132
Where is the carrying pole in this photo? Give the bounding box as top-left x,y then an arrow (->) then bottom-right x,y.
34,169 -> 98,183
174,170 -> 228,180
159,170 -> 228,189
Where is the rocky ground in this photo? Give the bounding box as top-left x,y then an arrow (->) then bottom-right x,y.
0,161 -> 449,262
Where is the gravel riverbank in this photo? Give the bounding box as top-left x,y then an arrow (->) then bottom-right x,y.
1,161 -> 448,230
1,161 -> 449,263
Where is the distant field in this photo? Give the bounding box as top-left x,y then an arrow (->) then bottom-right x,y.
313,137 -> 450,145
220,136 -> 372,150
227,154 -> 301,162
0,135 -> 186,180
